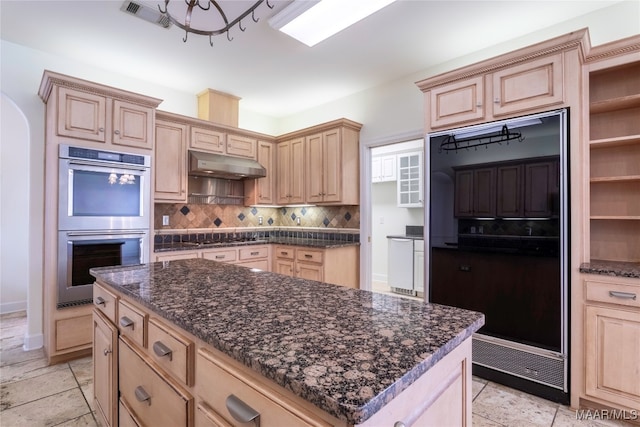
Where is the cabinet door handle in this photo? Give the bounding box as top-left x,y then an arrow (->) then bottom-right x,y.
226,394 -> 260,427
103,348 -> 112,356
114,129 -> 120,135
153,341 -> 173,361
134,386 -> 151,405
98,127 -> 104,132
119,316 -> 134,329
95,296 -> 106,306
609,290 -> 637,300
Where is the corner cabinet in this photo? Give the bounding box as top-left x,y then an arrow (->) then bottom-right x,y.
277,119 -> 362,206
245,140 -> 276,205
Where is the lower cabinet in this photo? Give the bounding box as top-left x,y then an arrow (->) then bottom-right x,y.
583,276 -> 640,411
273,245 -> 359,288
93,310 -> 118,427
155,245 -> 271,271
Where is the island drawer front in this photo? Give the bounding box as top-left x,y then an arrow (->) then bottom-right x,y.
202,249 -> 237,263
585,280 -> 640,309
148,317 -> 195,386
197,349 -> 331,427
296,249 -> 323,264
238,246 -> 269,261
196,402 -> 233,427
118,300 -> 147,349
94,283 -> 118,324
119,337 -> 193,427
274,246 -> 295,260
119,398 -> 142,427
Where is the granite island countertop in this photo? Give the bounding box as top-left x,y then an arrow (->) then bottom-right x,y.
90,258 -> 484,424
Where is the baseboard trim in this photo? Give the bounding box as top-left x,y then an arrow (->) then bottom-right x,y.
0,300 -> 27,315
23,332 -> 44,351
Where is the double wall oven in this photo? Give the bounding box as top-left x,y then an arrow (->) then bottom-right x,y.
57,145 -> 151,307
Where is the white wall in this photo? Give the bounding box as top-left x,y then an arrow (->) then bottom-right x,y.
0,94 -> 30,314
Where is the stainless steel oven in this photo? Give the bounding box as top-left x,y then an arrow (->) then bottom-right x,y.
57,230 -> 149,307
58,145 -> 151,231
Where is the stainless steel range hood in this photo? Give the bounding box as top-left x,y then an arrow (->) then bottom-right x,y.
188,150 -> 266,180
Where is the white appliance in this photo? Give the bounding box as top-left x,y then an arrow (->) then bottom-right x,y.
387,237 -> 415,296
413,239 -> 424,297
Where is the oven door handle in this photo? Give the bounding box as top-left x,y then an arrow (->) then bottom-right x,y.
66,230 -> 148,237
68,159 -> 148,171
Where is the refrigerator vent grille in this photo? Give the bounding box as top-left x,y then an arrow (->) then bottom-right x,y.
473,337 -> 565,390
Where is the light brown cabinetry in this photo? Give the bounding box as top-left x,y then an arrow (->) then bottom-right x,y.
93,310 -> 118,427
277,138 -> 306,204
588,58 -> 640,262
277,119 -> 362,206
424,53 -> 564,129
156,245 -> 271,271
273,245 -> 359,288
190,127 -> 257,159
245,140 -> 276,205
155,119 -> 188,202
56,86 -> 155,150
584,276 -> 640,411
38,71 -> 161,364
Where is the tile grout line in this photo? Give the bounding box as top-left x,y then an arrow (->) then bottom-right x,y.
68,360 -> 99,426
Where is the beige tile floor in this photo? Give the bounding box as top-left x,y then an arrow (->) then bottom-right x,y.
0,311 -> 634,427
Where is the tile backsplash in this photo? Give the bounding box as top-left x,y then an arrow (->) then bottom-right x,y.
154,204 -> 360,230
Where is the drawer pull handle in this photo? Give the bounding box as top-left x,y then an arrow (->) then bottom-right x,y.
215,255 -> 225,260
304,254 -> 313,258
95,296 -> 106,306
226,394 -> 260,427
281,251 -> 288,256
153,341 -> 173,361
394,423 -> 407,427
251,251 -> 259,256
134,386 -> 151,405
119,316 -> 134,329
609,291 -> 637,300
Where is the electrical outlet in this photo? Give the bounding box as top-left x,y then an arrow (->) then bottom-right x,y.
379,216 -> 384,224
296,217 -> 301,225
162,215 -> 169,226
258,216 -> 263,225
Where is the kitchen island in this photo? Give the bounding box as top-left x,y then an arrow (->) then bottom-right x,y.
90,258 -> 484,427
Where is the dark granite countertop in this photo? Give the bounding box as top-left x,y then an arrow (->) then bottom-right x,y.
154,237 -> 359,253
580,259 -> 640,279
90,258 -> 484,424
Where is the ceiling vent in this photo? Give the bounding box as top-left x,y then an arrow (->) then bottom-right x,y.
120,1 -> 172,29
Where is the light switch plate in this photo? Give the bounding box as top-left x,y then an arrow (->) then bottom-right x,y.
162,215 -> 169,226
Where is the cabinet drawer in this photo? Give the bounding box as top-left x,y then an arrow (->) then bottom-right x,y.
196,402 -> 233,427
118,300 -> 147,348
197,349 -> 328,427
119,337 -> 193,427
296,249 -> 323,264
94,283 -> 118,324
239,246 -> 269,261
586,280 -> 640,309
148,318 -> 194,386
274,246 -> 295,260
202,249 -> 237,263
119,398 -> 142,427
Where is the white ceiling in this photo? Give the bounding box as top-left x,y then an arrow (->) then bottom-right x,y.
0,0 -> 626,118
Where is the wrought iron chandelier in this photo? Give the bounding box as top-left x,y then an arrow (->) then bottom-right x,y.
159,0 -> 274,45
439,125 -> 525,154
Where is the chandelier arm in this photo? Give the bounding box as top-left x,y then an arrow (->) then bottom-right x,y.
195,0 -> 210,11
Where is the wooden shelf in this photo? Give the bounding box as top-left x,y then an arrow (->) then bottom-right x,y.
590,175 -> 640,183
591,216 -> 640,220
590,93 -> 640,114
590,134 -> 640,148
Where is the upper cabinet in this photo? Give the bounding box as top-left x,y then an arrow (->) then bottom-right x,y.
155,117 -> 188,203
372,154 -> 397,183
245,140 -> 276,205
278,119 -> 362,206
416,30 -> 587,132
397,152 -> 423,208
190,127 -> 257,159
39,71 -> 161,152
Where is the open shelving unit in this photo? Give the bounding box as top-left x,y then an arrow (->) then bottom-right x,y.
588,61 -> 640,262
